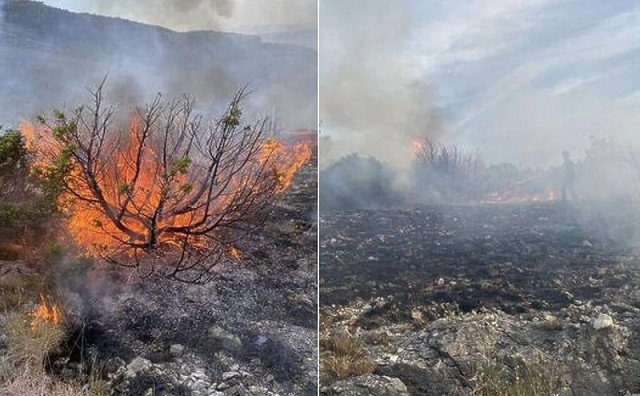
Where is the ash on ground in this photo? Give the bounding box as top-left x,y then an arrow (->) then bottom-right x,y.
320,201 -> 640,396
3,151 -> 317,396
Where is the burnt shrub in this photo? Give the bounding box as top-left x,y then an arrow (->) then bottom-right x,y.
410,138 -> 485,203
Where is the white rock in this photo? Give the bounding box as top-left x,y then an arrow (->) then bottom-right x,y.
592,313 -> 614,330
192,379 -> 209,390
127,357 -> 152,374
170,344 -> 185,357
221,371 -> 241,381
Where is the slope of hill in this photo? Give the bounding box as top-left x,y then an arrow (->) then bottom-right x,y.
0,0 -> 316,129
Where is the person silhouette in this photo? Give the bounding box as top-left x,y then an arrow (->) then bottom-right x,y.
561,151 -> 577,201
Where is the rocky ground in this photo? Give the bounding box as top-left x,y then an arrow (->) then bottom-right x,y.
320,201 -> 640,396
0,151 -> 317,396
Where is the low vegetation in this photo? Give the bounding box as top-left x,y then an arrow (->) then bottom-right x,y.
471,356 -> 565,396
320,330 -> 377,382
411,137 -> 484,202
0,284 -> 75,396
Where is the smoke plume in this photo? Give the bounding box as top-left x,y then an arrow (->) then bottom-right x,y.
320,0 -> 439,170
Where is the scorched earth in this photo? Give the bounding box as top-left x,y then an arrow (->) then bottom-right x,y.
320,201 -> 640,396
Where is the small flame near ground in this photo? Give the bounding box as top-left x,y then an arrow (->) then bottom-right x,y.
31,295 -> 62,331
409,139 -> 559,204
227,244 -> 242,261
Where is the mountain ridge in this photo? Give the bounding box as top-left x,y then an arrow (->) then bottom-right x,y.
0,0 -> 316,129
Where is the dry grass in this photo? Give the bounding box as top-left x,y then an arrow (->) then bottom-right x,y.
0,310 -> 79,396
0,284 -> 106,396
3,310 -> 65,365
0,365 -> 92,396
0,274 -> 55,313
538,319 -> 564,331
86,364 -> 110,396
320,331 -> 377,381
471,357 -> 564,396
0,242 -> 21,260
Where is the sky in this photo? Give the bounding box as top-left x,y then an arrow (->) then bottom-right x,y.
40,0 -> 317,32
320,0 -> 640,168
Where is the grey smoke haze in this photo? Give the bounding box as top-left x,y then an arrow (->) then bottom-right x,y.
321,0 -> 640,170
42,0 -> 316,32
320,0 -> 439,170
0,0 -> 316,132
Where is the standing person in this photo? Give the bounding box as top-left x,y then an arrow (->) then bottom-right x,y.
561,151 -> 577,201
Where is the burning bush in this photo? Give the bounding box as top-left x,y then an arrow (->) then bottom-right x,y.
24,82 -> 310,283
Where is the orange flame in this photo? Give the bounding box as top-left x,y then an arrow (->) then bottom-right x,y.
31,295 -> 62,331
20,120 -> 311,256
227,244 -> 242,261
259,138 -> 312,193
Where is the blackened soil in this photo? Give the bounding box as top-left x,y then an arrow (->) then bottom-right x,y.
320,201 -> 640,321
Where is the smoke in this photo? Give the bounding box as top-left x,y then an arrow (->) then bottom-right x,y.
0,0 -> 316,132
42,0 -> 316,32
320,0 -> 439,170
59,0 -> 234,31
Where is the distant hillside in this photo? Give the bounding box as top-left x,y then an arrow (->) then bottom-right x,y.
230,23 -> 317,50
260,29 -> 316,51
0,0 -> 316,129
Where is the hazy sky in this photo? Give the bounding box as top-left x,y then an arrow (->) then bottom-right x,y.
321,0 -> 640,168
41,0 -> 317,32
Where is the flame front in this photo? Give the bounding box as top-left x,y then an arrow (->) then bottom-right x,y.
259,138 -> 312,193
21,120 -> 311,260
31,295 -> 62,331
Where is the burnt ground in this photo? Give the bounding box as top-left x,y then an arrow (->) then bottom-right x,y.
47,150 -> 317,396
320,201 -> 640,396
